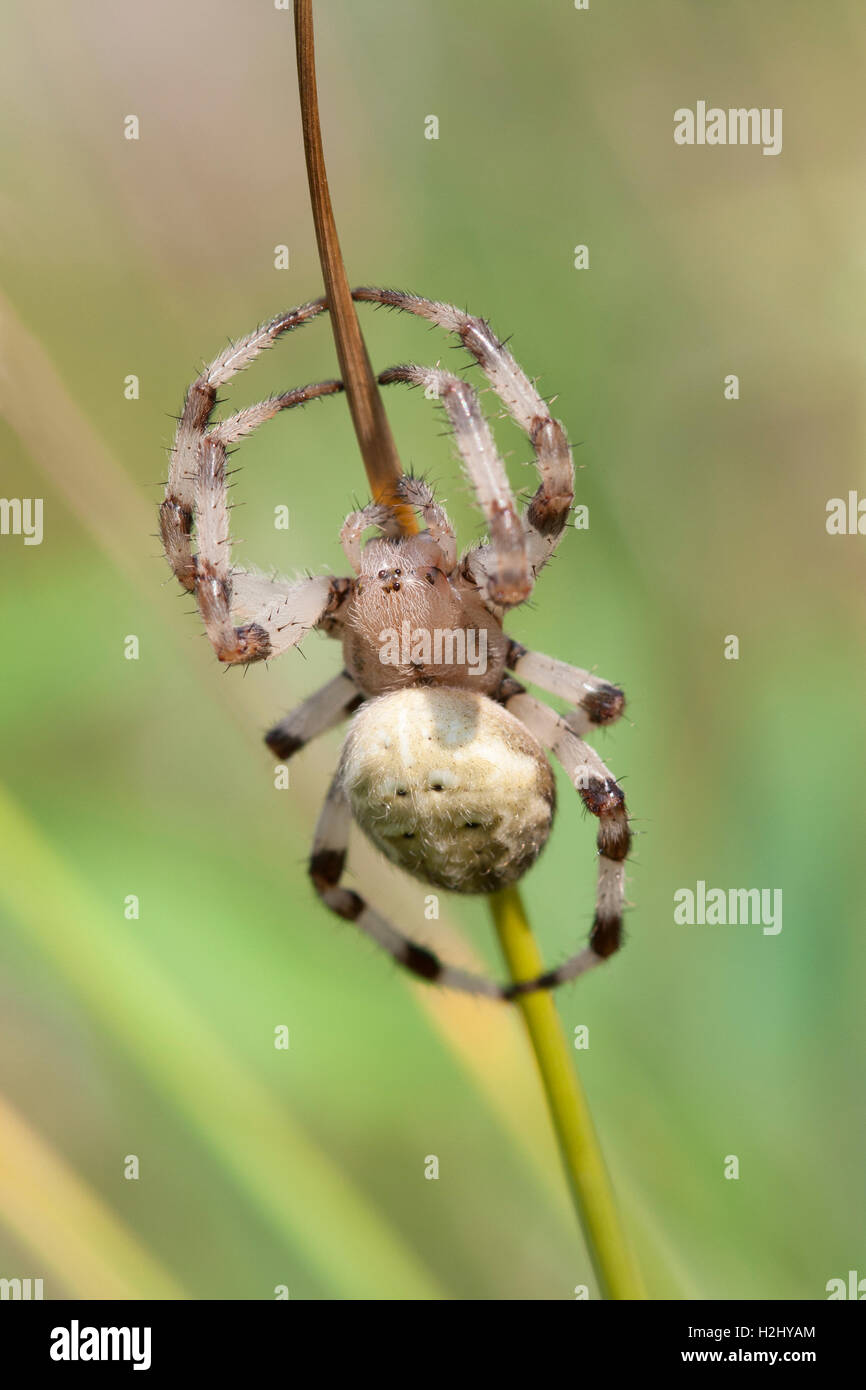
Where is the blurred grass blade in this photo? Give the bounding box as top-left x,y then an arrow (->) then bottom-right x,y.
0,1092 -> 185,1299
0,781 -> 444,1300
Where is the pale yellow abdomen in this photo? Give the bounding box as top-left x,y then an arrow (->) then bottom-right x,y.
339,687 -> 556,894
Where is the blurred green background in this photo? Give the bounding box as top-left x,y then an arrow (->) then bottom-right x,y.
0,0 -> 863,1300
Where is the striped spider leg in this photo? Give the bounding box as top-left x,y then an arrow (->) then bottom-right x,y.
160,300 -> 352,663
355,287 -> 575,606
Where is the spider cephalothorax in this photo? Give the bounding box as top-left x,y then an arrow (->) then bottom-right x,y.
161,287 -> 631,1000
338,518 -> 510,698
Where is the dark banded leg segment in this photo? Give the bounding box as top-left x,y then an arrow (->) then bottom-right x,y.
265,671 -> 363,760
310,778 -> 505,999
499,692 -> 631,997
162,300 -> 328,592
354,288 -> 574,580
506,640 -> 626,737
161,301 -> 359,666
191,423 -> 350,662
378,364 -> 529,606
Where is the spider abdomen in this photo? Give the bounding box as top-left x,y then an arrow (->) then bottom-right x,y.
338,687 -> 556,894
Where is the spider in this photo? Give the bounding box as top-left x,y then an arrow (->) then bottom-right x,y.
160,286 -> 631,1001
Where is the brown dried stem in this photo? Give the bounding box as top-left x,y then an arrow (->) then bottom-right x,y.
293,0 -> 417,535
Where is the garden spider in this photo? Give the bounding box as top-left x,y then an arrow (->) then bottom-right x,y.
161,287 -> 631,1000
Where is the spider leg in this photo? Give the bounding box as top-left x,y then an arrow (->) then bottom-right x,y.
394,476 -> 457,572
356,288 -> 574,579
161,300 -> 328,591
187,430 -> 351,664
498,691 -> 631,995
505,639 -> 626,735
378,364 -> 529,606
161,304 -> 358,665
310,776 -> 508,999
265,670 -> 363,760
208,379 -> 343,446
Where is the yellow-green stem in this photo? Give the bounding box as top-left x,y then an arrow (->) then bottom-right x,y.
490,886 -> 645,1300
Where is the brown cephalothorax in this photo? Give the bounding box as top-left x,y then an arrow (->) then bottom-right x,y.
161,288 -> 631,1001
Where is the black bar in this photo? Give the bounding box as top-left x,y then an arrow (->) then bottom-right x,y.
3,1298 -> 860,1375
